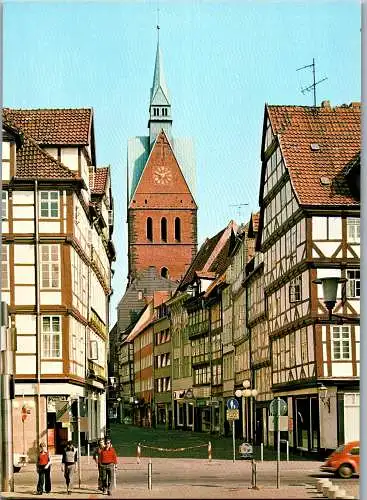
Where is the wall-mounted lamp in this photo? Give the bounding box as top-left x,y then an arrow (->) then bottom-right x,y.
313,277 -> 348,319
318,384 -> 331,413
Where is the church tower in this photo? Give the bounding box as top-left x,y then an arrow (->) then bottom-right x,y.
127,30 -> 197,283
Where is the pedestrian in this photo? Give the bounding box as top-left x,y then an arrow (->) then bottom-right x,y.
61,440 -> 78,495
93,438 -> 105,491
36,442 -> 51,495
99,438 -> 118,495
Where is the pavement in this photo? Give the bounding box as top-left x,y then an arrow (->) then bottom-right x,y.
1,457 -> 359,499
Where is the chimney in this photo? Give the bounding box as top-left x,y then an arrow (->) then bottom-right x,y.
321,100 -> 331,108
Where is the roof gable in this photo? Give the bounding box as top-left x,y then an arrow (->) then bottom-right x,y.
129,130 -> 196,208
266,102 -> 360,207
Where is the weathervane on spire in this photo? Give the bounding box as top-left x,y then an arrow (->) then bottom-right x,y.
156,2 -> 160,41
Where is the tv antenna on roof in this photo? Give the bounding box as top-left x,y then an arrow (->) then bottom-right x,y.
229,203 -> 249,221
296,58 -> 327,108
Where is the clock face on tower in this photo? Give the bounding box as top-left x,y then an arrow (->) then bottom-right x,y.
153,166 -> 172,185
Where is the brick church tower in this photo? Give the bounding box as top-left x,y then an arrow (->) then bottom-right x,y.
127,32 -> 197,283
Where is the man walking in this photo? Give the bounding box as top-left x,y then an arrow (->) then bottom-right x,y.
93,438 -> 105,491
99,439 -> 118,495
61,441 -> 78,495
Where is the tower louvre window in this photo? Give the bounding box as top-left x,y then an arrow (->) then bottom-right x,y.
161,217 -> 167,242
175,217 -> 181,242
147,217 -> 153,241
161,267 -> 169,279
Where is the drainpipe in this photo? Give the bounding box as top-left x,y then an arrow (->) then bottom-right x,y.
34,180 -> 41,452
86,225 -> 92,440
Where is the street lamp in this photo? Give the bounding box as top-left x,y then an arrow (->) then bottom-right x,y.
235,379 -> 258,443
313,277 -> 349,320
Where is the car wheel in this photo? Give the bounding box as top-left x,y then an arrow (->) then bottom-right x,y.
13,466 -> 21,473
338,464 -> 353,479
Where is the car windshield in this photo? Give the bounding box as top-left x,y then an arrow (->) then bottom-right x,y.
334,445 -> 345,453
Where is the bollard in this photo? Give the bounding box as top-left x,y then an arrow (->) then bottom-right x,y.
148,458 -> 152,490
260,443 -> 263,462
87,443 -> 90,464
286,440 -> 289,462
250,459 -> 259,490
327,485 -> 341,499
137,443 -> 141,464
208,441 -> 212,462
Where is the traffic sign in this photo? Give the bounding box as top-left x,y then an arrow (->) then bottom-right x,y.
227,398 -> 239,410
269,398 -> 287,416
226,409 -> 240,421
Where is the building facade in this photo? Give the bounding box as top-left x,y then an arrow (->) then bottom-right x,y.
2,108 -> 115,458
256,101 -> 360,454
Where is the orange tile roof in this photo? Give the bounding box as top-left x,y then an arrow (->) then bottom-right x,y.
267,102 -> 360,206
15,133 -> 77,180
90,167 -> 109,195
3,108 -> 92,145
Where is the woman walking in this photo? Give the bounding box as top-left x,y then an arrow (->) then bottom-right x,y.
99,439 -> 118,495
36,443 -> 51,495
61,441 -> 78,495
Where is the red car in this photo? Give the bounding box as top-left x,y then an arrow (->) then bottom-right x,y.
320,441 -> 360,479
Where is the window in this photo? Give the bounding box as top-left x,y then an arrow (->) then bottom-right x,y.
41,245 -> 60,288
146,217 -> 153,241
42,316 -> 61,358
175,217 -> 181,242
90,340 -> 98,360
1,245 -> 9,289
161,217 -> 167,242
289,276 -> 302,302
2,191 -> 7,219
332,326 -> 351,360
347,218 -> 360,243
350,447 -> 359,456
40,191 -> 59,218
347,270 -> 360,298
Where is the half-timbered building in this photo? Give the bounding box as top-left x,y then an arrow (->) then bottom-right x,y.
257,101 -> 360,454
2,108 -> 115,457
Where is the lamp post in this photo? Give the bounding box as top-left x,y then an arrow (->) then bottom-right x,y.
235,379 -> 258,443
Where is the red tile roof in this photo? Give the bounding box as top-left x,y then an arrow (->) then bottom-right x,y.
15,133 -> 77,180
3,108 -> 92,146
90,167 -> 109,195
267,102 -> 360,206
178,221 -> 237,290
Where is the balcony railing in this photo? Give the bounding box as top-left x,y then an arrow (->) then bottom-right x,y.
89,311 -> 107,338
88,359 -> 106,381
186,319 -> 209,338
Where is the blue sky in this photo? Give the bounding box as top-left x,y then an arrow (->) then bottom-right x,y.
4,1 -> 361,324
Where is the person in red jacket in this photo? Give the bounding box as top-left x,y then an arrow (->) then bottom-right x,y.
36,443 -> 51,495
99,439 -> 118,495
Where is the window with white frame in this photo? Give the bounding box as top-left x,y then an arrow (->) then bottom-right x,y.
1,244 -> 9,289
42,316 -> 62,358
40,191 -> 59,218
332,325 -> 351,360
347,270 -> 360,298
347,218 -> 360,243
289,276 -> 302,303
41,245 -> 60,288
2,191 -> 8,219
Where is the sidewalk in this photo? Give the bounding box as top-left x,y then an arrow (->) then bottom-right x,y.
1,457 -> 321,499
